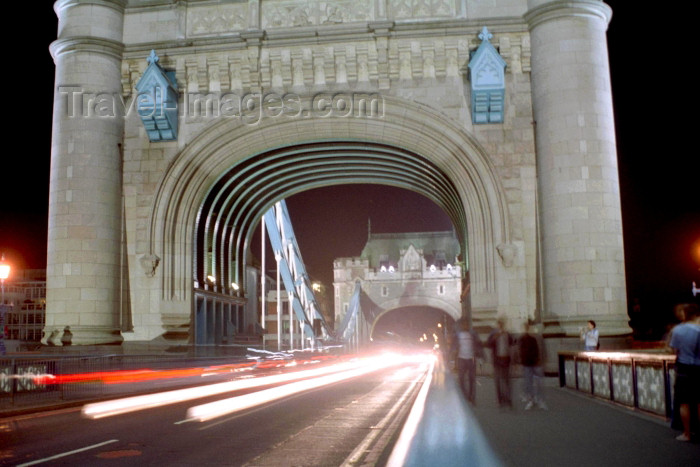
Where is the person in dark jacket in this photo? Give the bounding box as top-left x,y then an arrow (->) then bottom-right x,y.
519,322 -> 547,410
487,318 -> 515,408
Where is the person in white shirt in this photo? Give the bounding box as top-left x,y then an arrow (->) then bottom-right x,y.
580,320 -> 599,351
452,319 -> 484,405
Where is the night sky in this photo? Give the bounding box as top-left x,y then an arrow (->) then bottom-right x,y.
1,2 -> 697,333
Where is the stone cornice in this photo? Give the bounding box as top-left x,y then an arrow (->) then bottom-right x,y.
55,0 -> 128,14
122,18 -> 527,56
50,36 -> 126,63
524,0 -> 612,30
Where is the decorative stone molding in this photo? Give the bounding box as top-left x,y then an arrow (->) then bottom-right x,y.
261,0 -> 373,29
55,0 -> 128,12
139,254 -> 161,277
121,30 -> 530,94
388,0 -> 458,20
524,0 -> 612,30
188,3 -> 248,36
50,37 -> 125,62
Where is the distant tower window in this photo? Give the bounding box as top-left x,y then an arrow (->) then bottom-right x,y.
434,251 -> 447,269
381,285 -> 389,297
438,284 -> 445,295
468,27 -> 506,124
379,254 -> 390,272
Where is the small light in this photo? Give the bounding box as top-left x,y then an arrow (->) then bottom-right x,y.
207,275 -> 216,283
231,282 -> 240,291
429,264 -> 436,272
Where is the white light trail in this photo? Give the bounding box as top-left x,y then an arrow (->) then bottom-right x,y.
186,353 -> 420,422
82,357 -> 368,419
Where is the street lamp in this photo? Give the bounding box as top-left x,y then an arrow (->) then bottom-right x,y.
0,253 -> 10,355
0,253 -> 9,302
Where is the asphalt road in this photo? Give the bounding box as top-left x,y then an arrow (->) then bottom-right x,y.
0,360 -> 427,466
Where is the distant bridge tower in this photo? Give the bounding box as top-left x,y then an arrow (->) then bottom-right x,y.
334,231 -> 463,345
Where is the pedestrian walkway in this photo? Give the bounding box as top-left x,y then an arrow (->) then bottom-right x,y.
469,376 -> 700,467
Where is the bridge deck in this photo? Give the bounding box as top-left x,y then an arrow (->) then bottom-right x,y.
2,361 -> 699,465
470,376 -> 699,467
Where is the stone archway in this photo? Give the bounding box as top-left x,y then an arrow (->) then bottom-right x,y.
370,305 -> 456,344
147,96 -> 511,338
373,296 -> 462,323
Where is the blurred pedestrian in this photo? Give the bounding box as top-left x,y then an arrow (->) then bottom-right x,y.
61,326 -> 73,346
452,319 -> 484,405
487,318 -> 515,408
668,303 -> 700,442
580,320 -> 599,351
519,322 -> 547,410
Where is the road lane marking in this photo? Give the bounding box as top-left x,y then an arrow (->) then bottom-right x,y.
16,439 -> 119,466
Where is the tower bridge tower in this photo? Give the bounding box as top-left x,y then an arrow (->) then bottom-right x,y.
44,0 -> 630,354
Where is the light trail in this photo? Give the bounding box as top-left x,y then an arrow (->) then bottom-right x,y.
185,353 -> 432,423
26,353 -> 340,387
80,354 -> 397,419
341,361 -> 429,466
386,354 -> 436,467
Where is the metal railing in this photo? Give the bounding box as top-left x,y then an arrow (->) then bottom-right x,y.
558,351 -> 676,419
387,353 -> 502,466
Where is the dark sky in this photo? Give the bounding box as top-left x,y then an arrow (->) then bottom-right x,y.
1,2 -> 698,325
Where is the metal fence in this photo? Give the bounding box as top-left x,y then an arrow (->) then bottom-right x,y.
558,351 -> 676,419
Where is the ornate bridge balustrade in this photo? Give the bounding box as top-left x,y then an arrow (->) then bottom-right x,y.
558,351 -> 676,419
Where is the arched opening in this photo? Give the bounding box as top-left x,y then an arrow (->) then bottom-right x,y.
147,97 -> 511,344
193,142 -> 467,345
194,141 -> 467,292
371,306 -> 455,351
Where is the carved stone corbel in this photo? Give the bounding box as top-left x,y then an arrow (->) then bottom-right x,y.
496,243 -> 517,268
140,254 -> 161,278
